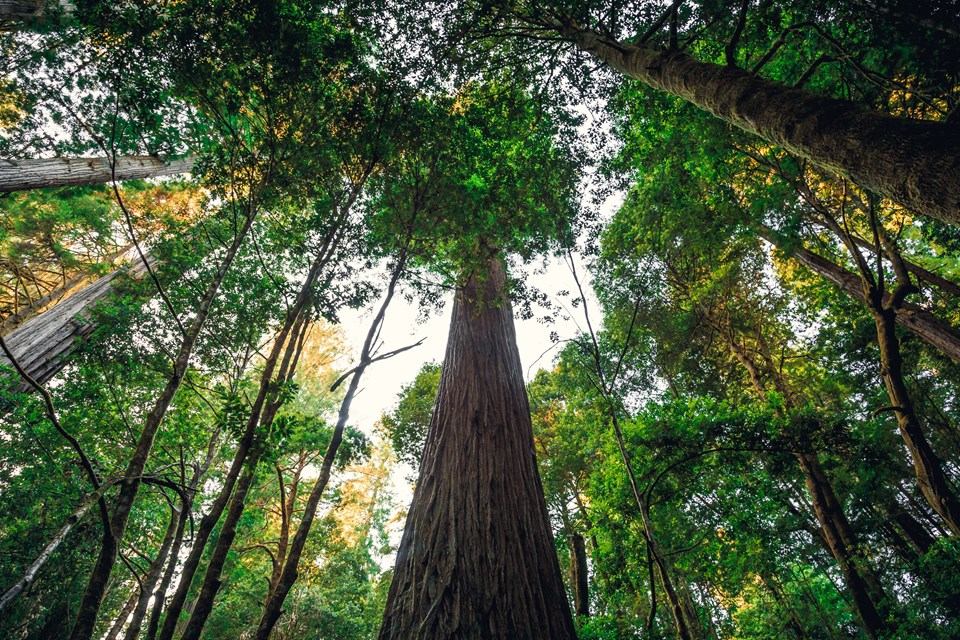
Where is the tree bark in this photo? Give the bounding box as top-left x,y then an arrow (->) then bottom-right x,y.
757,225 -> 960,362
0,258 -> 151,393
155,233 -> 340,640
254,253 -> 407,640
68,209 -> 254,640
0,155 -> 194,193
0,478 -> 117,612
570,533 -> 589,618
378,258 -> 577,639
561,26 -> 960,227
121,502 -> 181,640
872,305 -> 960,535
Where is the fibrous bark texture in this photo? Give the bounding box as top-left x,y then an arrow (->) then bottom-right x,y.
567,29 -> 960,226
0,155 -> 193,193
0,258 -> 150,393
379,258 -> 576,640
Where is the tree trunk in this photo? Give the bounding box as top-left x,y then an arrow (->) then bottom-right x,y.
570,533 -> 589,618
0,258 -> 151,393
872,306 -> 960,535
121,502 -> 181,640
757,225 -> 960,362
562,26 -> 960,226
0,478 -> 117,612
68,209 -> 254,640
0,155 -> 194,193
254,255 -> 406,640
103,589 -> 139,640
720,321 -> 889,637
178,449 -> 263,640
797,452 -> 887,637
378,258 -> 577,639
155,238 -> 338,640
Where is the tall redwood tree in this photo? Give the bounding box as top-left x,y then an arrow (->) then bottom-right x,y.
379,257 -> 577,639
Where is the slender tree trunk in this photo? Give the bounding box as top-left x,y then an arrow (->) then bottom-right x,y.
757,225 -> 960,362
68,209 -> 255,640
178,448 -> 263,640
254,254 -> 407,639
570,532 -> 590,618
155,238 -> 338,640
872,306 -> 960,535
143,499 -> 188,640
378,258 -> 577,639
103,589 -> 139,640
797,453 -> 887,637
0,479 -> 117,612
721,324 -> 889,636
561,26 -> 960,226
121,502 -> 181,640
0,155 -> 194,193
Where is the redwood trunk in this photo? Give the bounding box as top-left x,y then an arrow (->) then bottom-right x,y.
565,28 -> 960,226
1,258 -> 151,392
378,258 -> 576,639
0,155 -> 194,193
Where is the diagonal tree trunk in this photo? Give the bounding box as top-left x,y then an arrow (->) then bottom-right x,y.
378,257 -> 577,640
756,224 -> 960,362
556,24 -> 960,226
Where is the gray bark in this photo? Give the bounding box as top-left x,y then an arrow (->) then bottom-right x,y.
0,155 -> 194,193
1,258 -> 150,392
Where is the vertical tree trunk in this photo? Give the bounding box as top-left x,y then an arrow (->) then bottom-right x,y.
561,26 -> 960,226
570,532 -> 589,618
378,258 -> 577,639
68,209 -> 255,640
0,156 -> 194,193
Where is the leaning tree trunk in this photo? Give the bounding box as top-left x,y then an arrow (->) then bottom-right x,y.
0,155 -> 194,193
562,27 -> 960,227
873,306 -> 960,535
378,258 -> 577,639
757,225 -> 960,362
0,257 -> 150,393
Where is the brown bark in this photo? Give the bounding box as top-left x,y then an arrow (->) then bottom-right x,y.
378,258 -> 576,639
142,428 -> 222,640
68,209 -> 254,640
570,533 -> 589,618
873,305 -> 960,535
716,314 -> 888,637
0,155 -> 194,193
561,26 -> 960,226
154,225 -> 342,640
757,225 -> 960,362
103,589 -> 139,640
121,502 -> 181,640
